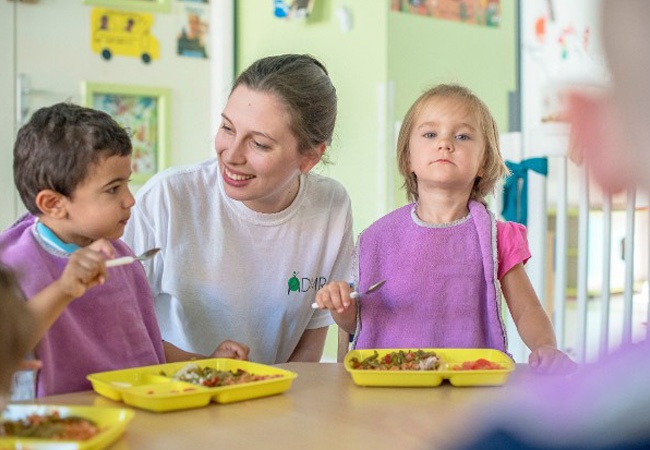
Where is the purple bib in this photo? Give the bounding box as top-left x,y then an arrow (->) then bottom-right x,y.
354,201 -> 507,352
0,214 -> 165,396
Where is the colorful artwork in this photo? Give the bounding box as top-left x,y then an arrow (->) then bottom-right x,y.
274,0 -> 316,20
391,0 -> 500,28
82,83 -> 170,184
83,0 -> 171,13
90,8 -> 160,63
177,4 -> 209,58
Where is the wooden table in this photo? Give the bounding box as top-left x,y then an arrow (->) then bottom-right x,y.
24,362 -> 534,450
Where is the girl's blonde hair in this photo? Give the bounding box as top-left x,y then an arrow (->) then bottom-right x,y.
396,83 -> 509,203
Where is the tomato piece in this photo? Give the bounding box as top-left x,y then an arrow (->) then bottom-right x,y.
473,358 -> 491,369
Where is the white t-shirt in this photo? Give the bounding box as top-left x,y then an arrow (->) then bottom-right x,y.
122,158 -> 354,363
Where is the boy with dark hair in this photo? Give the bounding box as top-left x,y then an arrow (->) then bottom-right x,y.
1,102 -> 248,397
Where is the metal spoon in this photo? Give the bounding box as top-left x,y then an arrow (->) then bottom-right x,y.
311,279 -> 386,309
106,248 -> 160,268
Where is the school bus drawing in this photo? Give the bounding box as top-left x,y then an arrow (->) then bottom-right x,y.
91,9 -> 160,64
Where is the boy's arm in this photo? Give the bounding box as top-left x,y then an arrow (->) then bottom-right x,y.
27,281 -> 78,349
26,240 -> 114,349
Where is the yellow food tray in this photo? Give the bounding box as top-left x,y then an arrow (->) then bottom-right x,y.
87,358 -> 298,412
344,348 -> 515,387
0,404 -> 134,449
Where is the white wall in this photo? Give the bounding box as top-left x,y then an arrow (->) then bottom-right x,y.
521,0 -> 608,131
0,2 -> 18,229
1,1 -> 217,230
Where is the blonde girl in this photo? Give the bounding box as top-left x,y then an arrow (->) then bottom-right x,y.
315,84 -> 574,374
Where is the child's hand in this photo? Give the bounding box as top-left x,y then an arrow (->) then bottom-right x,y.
314,281 -> 356,314
58,239 -> 115,299
210,340 -> 250,360
529,345 -> 577,374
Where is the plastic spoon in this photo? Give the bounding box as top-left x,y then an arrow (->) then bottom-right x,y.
106,248 -> 160,268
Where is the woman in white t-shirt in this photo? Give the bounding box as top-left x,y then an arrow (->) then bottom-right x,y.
123,54 -> 354,364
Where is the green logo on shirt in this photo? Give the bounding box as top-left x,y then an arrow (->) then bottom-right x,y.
287,272 -> 327,295
288,272 -> 300,294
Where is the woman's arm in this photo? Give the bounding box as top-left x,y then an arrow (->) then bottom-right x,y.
288,327 -> 328,362
162,341 -> 205,363
163,340 -> 249,363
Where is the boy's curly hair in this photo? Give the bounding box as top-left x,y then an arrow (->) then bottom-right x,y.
14,102 -> 132,215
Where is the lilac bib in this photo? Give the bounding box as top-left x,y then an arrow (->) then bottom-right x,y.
354,201 -> 507,352
0,214 -> 165,396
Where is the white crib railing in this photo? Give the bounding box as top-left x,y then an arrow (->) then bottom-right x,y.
499,126 -> 648,363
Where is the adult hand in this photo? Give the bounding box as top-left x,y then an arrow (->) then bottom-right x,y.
210,340 -> 250,360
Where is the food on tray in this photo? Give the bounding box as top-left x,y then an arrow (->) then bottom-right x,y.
452,358 -> 503,370
1,411 -> 100,440
170,362 -> 282,387
349,349 -> 441,370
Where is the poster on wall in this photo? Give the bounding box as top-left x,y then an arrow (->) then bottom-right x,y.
82,82 -> 170,184
90,8 -> 160,63
521,0 -> 607,124
390,0 -> 500,28
177,3 -> 209,58
274,0 -> 316,20
83,0 -> 171,13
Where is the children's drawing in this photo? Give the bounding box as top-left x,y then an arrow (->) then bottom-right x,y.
391,0 -> 500,28
90,8 -> 160,63
177,4 -> 209,59
274,0 -> 316,20
82,83 -> 170,184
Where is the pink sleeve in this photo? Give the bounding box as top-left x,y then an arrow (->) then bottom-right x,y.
496,221 -> 531,280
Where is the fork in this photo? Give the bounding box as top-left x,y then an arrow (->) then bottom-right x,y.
106,248 -> 160,268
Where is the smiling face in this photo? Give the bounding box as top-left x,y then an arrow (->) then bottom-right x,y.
215,85 -> 321,213
48,155 -> 134,247
408,96 -> 486,200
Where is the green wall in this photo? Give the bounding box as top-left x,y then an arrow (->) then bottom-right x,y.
236,0 -> 387,237
235,0 -> 517,360
387,1 -> 518,205
236,0 -> 517,226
